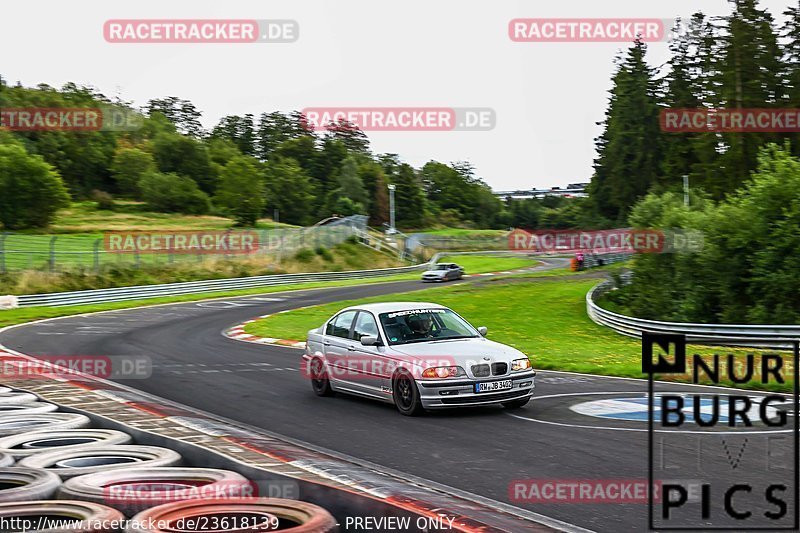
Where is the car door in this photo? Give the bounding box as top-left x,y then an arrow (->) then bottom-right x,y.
322,310 -> 357,386
447,263 -> 458,279
348,311 -> 395,399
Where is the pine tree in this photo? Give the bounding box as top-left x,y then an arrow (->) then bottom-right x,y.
716,0 -> 784,194
590,39 -> 663,222
393,164 -> 426,228
781,2 -> 800,157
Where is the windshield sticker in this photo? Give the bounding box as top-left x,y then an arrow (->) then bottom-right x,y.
386,309 -> 446,318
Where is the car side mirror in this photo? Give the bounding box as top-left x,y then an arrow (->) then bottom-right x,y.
361,335 -> 380,346
477,326 -> 488,336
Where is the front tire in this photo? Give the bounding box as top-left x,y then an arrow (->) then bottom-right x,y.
393,371 -> 425,416
309,358 -> 334,397
502,397 -> 530,409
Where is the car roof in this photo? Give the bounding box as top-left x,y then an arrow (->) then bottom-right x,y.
339,302 -> 448,314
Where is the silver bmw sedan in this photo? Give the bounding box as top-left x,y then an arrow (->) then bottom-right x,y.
304,302 -> 536,415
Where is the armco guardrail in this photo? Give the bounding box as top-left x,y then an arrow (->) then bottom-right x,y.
587,280 -> 800,348
13,263 -> 428,308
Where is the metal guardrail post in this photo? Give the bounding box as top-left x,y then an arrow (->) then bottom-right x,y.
93,239 -> 101,272
48,236 -> 57,273
0,232 -> 7,273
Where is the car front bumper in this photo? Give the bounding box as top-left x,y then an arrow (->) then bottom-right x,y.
421,275 -> 447,282
415,370 -> 536,408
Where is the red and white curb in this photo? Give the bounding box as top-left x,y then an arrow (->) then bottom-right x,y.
224,312 -> 307,349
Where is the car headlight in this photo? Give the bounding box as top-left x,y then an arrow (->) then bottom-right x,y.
421,366 -> 466,378
511,358 -> 532,371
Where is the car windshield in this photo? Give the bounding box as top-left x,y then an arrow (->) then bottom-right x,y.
378,308 -> 478,345
435,265 -> 449,270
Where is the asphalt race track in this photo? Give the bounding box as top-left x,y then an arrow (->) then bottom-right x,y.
1,264 -> 796,532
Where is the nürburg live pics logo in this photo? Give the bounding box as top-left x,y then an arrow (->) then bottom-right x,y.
642,332 -> 799,530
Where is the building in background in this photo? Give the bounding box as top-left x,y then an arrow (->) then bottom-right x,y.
493,182 -> 589,200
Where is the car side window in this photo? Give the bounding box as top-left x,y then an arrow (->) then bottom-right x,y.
326,311 -> 357,339
353,311 -> 380,342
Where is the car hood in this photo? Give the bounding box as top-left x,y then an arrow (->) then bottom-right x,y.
388,337 -> 526,365
422,270 -> 446,276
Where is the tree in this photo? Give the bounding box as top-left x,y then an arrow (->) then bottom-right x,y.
211,114 -> 256,156
323,119 -> 370,153
110,147 -> 155,197
0,142 -> 70,229
335,156 -> 368,207
139,171 -> 211,215
145,97 -> 204,136
590,39 -> 663,222
151,132 -> 214,193
782,2 -> 800,158
271,135 -> 319,176
422,160 -> 503,227
263,157 -> 316,226
715,0 -> 784,193
393,164 -> 426,227
619,143 -> 800,324
660,17 -> 705,192
358,161 -> 389,226
214,156 -> 265,226
255,111 -> 311,160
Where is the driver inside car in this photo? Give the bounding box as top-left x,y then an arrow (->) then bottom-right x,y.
406,313 -> 436,340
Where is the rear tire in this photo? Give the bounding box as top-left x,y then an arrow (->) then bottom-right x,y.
502,397 -> 530,409
309,358 -> 334,397
393,371 -> 425,416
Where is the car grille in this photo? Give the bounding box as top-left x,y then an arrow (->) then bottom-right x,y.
440,389 -> 529,405
492,362 -> 508,375
472,363 -> 507,377
471,364 -> 490,377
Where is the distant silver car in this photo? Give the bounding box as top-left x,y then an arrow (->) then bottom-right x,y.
303,302 -> 535,415
421,263 -> 463,282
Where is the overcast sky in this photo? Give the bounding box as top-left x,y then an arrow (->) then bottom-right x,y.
2,0 -> 794,190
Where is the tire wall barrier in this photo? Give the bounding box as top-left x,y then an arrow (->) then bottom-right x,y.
54,405 -> 476,531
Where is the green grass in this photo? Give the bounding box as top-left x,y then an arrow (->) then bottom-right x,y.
0,272 -> 428,328
0,240 -> 406,296
1,201 -> 301,271
244,277 -> 792,392
438,254 -> 540,274
0,253 -> 556,328
29,201 -> 296,234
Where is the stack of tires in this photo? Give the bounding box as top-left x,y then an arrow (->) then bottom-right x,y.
0,388 -> 337,532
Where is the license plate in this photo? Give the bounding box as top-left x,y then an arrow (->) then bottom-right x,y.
474,380 -> 513,393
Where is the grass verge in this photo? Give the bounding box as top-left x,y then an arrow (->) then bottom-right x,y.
0,273 -> 427,329
438,254 -> 540,273
244,277 -> 792,393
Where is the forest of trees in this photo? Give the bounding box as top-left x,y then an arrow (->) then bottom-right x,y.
0,81 -> 513,230
592,0 -> 800,221
598,0 -> 800,324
